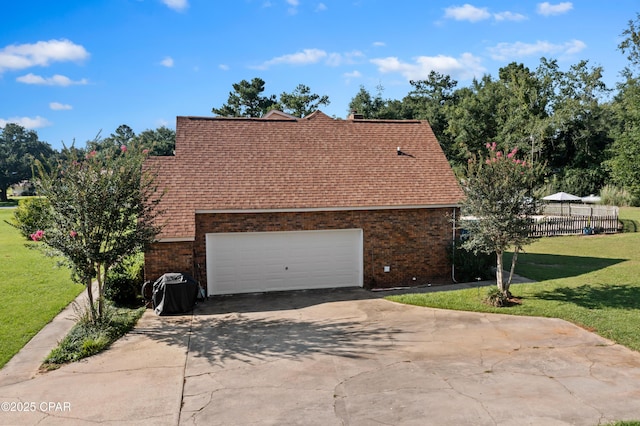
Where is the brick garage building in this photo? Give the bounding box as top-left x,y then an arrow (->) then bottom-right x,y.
144,110 -> 464,295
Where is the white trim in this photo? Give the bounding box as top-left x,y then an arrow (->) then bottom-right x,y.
195,204 -> 460,214
156,237 -> 195,243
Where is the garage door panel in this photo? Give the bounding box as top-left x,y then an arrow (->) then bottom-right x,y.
206,229 -> 363,295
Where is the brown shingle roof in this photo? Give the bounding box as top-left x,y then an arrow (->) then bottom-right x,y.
146,111 -> 463,240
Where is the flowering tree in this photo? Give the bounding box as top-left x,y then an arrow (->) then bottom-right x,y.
460,143 -> 541,297
32,141 -> 163,321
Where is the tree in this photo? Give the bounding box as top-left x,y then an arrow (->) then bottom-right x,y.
403,72 -> 458,158
32,140 -> 163,322
607,14 -> 640,203
537,59 -> 612,194
461,143 -> 541,297
136,126 -> 175,156
0,124 -> 54,201
212,78 -> 277,117
348,85 -> 407,119
618,12 -> 640,70
277,84 -> 330,117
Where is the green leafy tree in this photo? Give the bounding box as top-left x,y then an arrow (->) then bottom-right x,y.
31,140 -> 163,322
538,59 -> 612,194
403,72 -> 459,159
0,124 -> 54,201
348,85 -> 407,119
461,143 -> 541,297
277,84 -> 330,117
212,78 -> 277,117
136,126 -> 175,156
607,14 -> 640,203
608,74 -> 640,203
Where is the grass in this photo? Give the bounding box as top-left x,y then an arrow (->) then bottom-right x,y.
0,208 -> 84,368
387,207 -> 640,352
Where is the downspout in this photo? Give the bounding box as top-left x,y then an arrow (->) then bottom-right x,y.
452,207 -> 458,283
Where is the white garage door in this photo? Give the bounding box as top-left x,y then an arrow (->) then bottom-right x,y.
206,229 -> 363,295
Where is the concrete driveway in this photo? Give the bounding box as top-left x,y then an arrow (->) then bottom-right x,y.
2,287 -> 640,425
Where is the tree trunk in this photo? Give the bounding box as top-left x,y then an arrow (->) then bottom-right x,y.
506,247 -> 520,295
96,263 -> 104,320
86,276 -> 96,322
0,186 -> 7,202
496,250 -> 506,295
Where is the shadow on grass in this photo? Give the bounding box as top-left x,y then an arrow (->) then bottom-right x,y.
534,283 -> 640,310
620,218 -> 639,233
506,253 -> 626,281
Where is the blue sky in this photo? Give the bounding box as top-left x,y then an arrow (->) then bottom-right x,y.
1,1 -> 638,150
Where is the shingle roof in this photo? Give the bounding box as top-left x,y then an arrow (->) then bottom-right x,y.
145,111 -> 463,240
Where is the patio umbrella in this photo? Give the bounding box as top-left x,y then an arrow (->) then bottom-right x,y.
581,194 -> 601,204
542,192 -> 582,202
543,192 -> 582,216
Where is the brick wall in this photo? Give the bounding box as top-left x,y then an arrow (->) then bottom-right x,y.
144,241 -> 195,282
145,207 -> 457,290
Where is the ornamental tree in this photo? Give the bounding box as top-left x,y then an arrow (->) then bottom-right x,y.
32,141 -> 163,322
460,143 -> 541,297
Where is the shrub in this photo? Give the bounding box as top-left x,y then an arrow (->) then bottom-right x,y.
484,287 -> 509,307
449,238 -> 494,283
43,302 -> 144,366
11,198 -> 51,240
600,185 -> 638,207
104,252 -> 144,307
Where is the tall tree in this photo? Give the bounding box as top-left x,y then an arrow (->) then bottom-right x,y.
461,143 -> 541,297
212,78 -> 277,118
537,58 -> 612,194
607,14 -> 640,203
277,84 -> 330,117
348,85 -> 407,119
445,75 -> 504,162
32,140 -> 163,321
403,72 -> 458,158
0,124 -> 54,201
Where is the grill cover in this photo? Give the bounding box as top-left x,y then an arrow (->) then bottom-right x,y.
152,273 -> 199,315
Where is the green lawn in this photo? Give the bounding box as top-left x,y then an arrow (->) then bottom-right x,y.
0,208 -> 83,368
388,207 -> 640,352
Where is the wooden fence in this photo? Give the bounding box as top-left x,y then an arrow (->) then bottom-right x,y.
529,215 -> 620,237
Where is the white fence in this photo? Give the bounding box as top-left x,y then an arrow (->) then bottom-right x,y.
542,203 -> 619,217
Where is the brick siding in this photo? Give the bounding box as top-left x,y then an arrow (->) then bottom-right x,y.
145,207 -> 458,291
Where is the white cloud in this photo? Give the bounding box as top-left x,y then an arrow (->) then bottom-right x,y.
325,50 -> 364,67
371,53 -> 486,81
0,39 -> 89,73
161,0 -> 188,12
443,4 -> 491,22
286,0 -> 299,14
160,56 -> 174,67
0,116 -> 52,129
16,73 -> 88,86
488,39 -> 586,60
494,11 -> 527,22
256,48 -> 327,69
50,102 -> 72,111
373,41 -> 386,47
315,3 -> 327,12
537,2 -> 573,16
218,64 -> 230,71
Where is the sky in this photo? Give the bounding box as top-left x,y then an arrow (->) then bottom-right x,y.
1,1 -> 639,150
